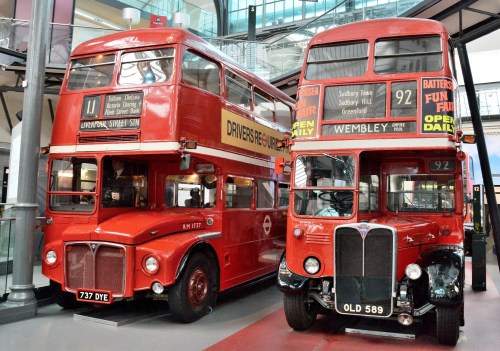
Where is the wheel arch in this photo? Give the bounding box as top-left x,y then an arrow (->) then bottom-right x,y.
175,241 -> 220,291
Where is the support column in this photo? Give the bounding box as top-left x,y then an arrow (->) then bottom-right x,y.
0,0 -> 52,324
456,42 -> 500,272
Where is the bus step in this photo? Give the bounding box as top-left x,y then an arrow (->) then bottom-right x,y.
73,300 -> 168,327
344,318 -> 418,339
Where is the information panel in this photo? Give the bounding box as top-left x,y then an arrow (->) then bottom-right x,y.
421,77 -> 455,135
324,84 -> 386,120
103,92 -> 143,117
323,121 -> 416,136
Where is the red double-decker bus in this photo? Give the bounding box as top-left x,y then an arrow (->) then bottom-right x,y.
42,28 -> 294,323
276,18 -> 474,345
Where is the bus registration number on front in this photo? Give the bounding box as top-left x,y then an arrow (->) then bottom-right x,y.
341,303 -> 384,315
76,289 -> 113,304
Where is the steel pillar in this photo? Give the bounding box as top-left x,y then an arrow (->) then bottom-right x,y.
0,0 -> 52,324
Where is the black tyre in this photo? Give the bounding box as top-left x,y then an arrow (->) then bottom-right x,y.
436,305 -> 460,346
50,280 -> 81,309
283,291 -> 318,331
168,253 -> 217,323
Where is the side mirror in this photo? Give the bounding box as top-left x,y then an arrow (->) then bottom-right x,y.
180,154 -> 191,171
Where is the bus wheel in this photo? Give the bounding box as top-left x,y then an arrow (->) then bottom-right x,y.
168,253 -> 217,323
50,280 -> 81,309
283,291 -> 318,331
436,305 -> 460,346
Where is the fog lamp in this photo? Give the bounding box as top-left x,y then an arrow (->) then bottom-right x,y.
405,263 -> 422,280
304,257 -> 320,275
145,256 -> 159,273
293,227 -> 303,238
45,250 -> 57,265
152,282 -> 164,294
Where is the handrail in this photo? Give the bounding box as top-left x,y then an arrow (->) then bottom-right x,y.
266,0 -> 348,45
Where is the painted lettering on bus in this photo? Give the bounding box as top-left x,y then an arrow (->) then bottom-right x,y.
225,120 -> 284,151
292,120 -> 315,138
423,115 -> 455,133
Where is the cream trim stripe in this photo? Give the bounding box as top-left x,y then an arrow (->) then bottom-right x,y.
49,142 -> 274,169
291,138 -> 455,151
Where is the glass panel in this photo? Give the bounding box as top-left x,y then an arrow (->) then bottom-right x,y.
293,155 -> 354,217
275,101 -> 292,130
164,174 -> 216,208
226,176 -> 254,208
278,183 -> 289,208
49,158 -> 97,212
119,48 -> 174,85
306,42 -> 368,80
359,175 -> 379,213
257,180 -> 275,208
254,87 -> 274,122
101,158 -> 148,208
225,71 -> 252,109
67,55 -> 115,90
182,51 -> 220,95
375,36 -> 443,74
387,174 -> 455,213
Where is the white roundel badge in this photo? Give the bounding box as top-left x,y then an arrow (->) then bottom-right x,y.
263,215 -> 272,236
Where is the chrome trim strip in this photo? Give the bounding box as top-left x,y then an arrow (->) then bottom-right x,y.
197,232 -> 222,240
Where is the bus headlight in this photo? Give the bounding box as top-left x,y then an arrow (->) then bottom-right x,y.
405,263 -> 422,280
144,256 -> 159,274
304,257 -> 320,275
45,250 -> 57,265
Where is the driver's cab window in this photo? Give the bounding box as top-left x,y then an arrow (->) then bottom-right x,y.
293,155 -> 354,217
101,157 -> 148,208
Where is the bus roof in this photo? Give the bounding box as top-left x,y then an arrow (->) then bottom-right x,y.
309,18 -> 449,47
71,28 -> 293,103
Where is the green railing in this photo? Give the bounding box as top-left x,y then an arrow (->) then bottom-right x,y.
0,205 -> 48,299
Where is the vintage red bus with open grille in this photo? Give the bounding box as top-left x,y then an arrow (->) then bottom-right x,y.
276,18 -> 474,345
42,28 -> 294,322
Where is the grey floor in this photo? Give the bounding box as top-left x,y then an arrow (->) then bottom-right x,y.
1,251 -> 499,351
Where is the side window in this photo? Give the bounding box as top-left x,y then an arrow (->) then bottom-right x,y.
254,87 -> 274,123
257,180 -> 275,208
225,176 -> 254,208
181,51 -> 220,95
359,175 -> 379,213
275,101 -> 292,131
225,70 -> 252,109
278,183 -> 289,208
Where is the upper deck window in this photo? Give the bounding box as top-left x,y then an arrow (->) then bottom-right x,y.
254,87 -> 275,123
375,36 -> 442,74
305,41 -> 368,80
67,54 -> 115,90
225,70 -> 252,109
182,51 -> 220,95
119,48 -> 174,85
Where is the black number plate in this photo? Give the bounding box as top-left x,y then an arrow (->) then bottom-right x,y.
76,289 -> 113,304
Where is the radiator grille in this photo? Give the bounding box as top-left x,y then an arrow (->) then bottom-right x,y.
334,224 -> 396,317
79,134 -> 139,143
65,243 -> 126,295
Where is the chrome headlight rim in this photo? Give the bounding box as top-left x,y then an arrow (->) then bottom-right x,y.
303,256 -> 321,275
405,263 -> 422,280
143,255 -> 160,275
45,249 -> 57,265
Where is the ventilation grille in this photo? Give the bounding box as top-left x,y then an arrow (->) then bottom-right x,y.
79,134 -> 139,143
